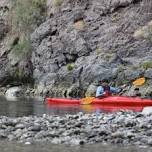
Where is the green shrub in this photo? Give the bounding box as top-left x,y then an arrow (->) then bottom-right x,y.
117,65 -> 126,72
67,63 -> 74,71
140,61 -> 152,70
14,67 -> 24,79
52,0 -> 63,7
104,53 -> 113,60
12,0 -> 46,33
111,13 -> 121,23
95,48 -> 102,55
10,0 -> 46,59
12,36 -> 31,58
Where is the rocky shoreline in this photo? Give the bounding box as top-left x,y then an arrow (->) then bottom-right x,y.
0,111 -> 152,146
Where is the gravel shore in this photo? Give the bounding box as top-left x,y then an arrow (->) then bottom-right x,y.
0,111 -> 152,146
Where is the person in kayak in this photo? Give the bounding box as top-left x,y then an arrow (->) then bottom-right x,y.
96,79 -> 122,98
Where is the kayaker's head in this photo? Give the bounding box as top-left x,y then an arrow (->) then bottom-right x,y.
99,79 -> 109,87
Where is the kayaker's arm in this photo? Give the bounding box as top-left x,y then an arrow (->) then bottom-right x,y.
110,87 -> 122,94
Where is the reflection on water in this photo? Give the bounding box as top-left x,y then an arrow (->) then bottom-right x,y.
0,96 -> 144,117
0,96 -> 88,117
0,141 -> 151,152
0,96 -> 42,117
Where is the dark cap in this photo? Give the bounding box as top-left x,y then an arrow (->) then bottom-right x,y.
99,79 -> 109,83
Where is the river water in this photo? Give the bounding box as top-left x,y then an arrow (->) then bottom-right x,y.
0,141 -> 151,152
0,96 -> 144,117
0,96 -> 151,152
0,96 -> 84,117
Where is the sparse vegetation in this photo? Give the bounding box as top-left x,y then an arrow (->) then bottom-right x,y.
52,0 -> 63,7
67,63 -> 74,71
117,65 -> 126,72
133,28 -> 145,39
95,48 -> 102,55
11,36 -> 31,58
111,13 -> 121,23
104,53 -> 113,60
133,20 -> 152,42
10,0 -> 46,58
14,67 -> 25,80
140,61 -> 152,70
11,0 -> 46,33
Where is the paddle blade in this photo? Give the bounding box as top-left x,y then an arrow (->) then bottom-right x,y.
133,77 -> 145,86
80,97 -> 95,105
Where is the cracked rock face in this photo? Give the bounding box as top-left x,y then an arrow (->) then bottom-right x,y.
31,0 -> 152,96
0,0 -> 11,86
0,0 -> 152,97
0,0 -> 10,40
0,0 -> 33,87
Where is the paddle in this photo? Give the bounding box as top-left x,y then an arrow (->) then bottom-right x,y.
80,97 -> 95,105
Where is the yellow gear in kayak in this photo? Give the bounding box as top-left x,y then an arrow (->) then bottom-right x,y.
133,77 -> 145,86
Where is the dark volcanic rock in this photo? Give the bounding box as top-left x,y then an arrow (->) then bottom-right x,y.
30,0 -> 152,96
0,0 -> 152,97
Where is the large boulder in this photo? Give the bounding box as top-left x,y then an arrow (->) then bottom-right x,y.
5,86 -> 24,101
142,107 -> 152,115
85,84 -> 97,97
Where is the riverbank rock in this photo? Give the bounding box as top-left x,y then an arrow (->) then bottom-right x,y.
85,84 -> 97,97
5,86 -> 23,101
142,107 -> 152,115
0,111 -> 152,147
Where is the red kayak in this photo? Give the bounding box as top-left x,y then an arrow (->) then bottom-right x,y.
46,96 -> 152,107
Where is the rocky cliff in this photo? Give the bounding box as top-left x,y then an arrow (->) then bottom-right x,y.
0,0 -> 33,89
0,0 -> 152,97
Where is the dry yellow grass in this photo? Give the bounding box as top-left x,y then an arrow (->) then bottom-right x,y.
133,28 -> 144,39
52,0 -> 62,7
148,20 -> 152,27
74,20 -> 85,31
